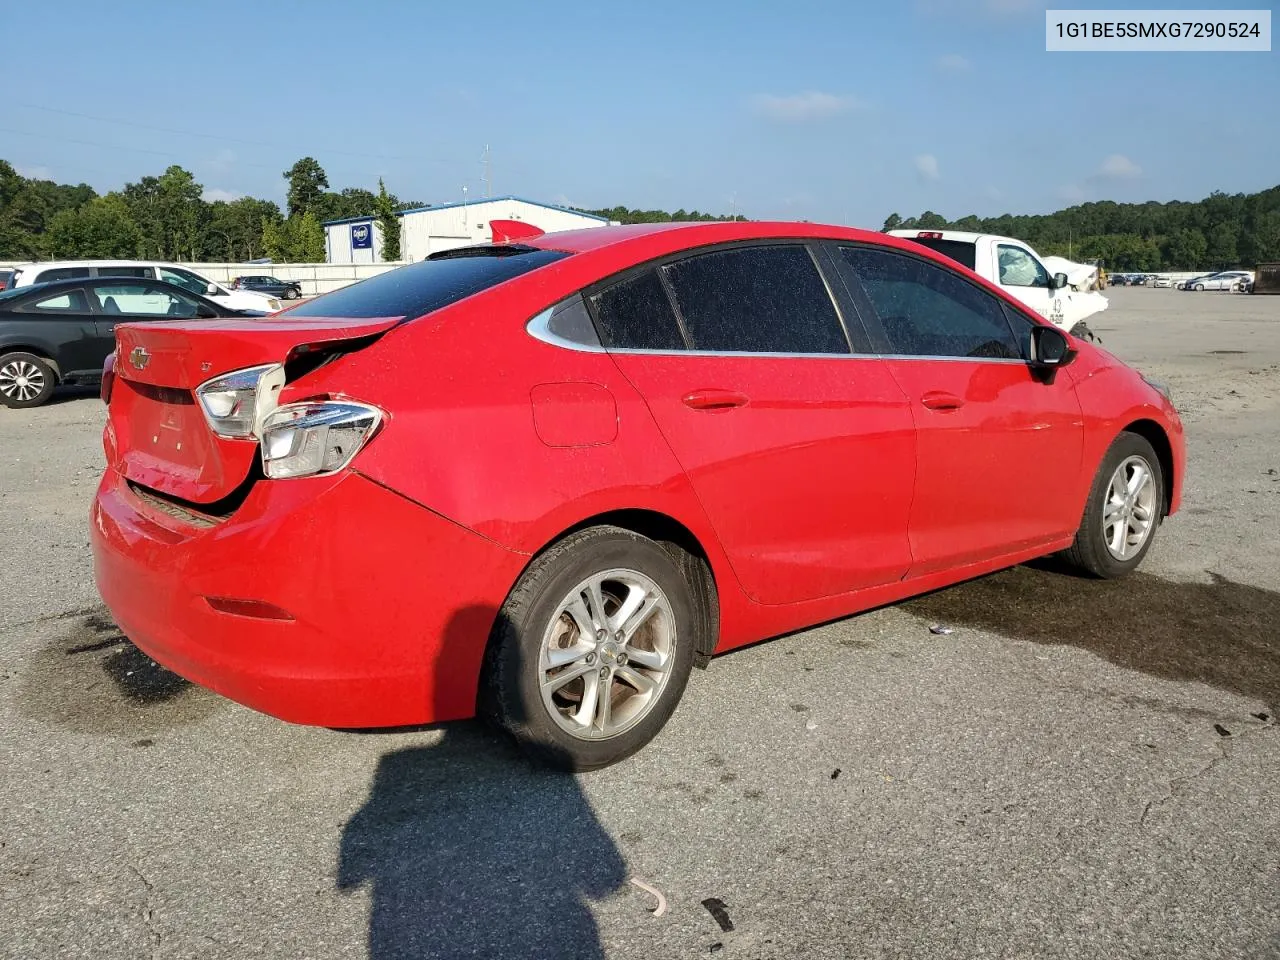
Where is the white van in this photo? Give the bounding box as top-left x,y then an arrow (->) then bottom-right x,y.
6,261 -> 280,312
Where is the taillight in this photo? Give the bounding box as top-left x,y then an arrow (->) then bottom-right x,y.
101,352 -> 116,405
917,231 -> 944,239
195,363 -> 285,438
260,401 -> 383,479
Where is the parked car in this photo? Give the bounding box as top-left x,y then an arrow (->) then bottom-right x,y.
232,275 -> 303,300
0,268 -> 14,290
886,229 -> 1108,336
1152,276 -> 1174,288
1109,273 -> 1131,286
6,260 -> 281,312
0,277 -> 269,408
91,221 -> 1184,770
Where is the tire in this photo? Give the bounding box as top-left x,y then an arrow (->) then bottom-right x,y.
1062,432 -> 1164,579
1194,283 -> 1204,291
285,287 -> 300,300
0,352 -> 57,408
480,526 -> 702,771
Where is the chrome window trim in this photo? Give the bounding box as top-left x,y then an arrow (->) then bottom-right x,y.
525,306 -> 607,354
527,306 -> 1029,364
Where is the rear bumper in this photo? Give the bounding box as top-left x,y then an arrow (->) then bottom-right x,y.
91,468 -> 526,727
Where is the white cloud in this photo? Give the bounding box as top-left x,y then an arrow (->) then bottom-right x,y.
914,154 -> 941,182
936,53 -> 972,72
751,91 -> 862,122
1058,183 -> 1086,203
15,164 -> 53,181
1096,154 -> 1142,179
202,188 -> 243,203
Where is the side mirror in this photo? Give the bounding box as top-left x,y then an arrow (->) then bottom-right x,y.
1030,326 -> 1077,376
1050,271 -> 1070,290
206,282 -> 219,295
196,303 -> 219,319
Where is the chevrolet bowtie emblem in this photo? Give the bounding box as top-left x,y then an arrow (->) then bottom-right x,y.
129,346 -> 150,370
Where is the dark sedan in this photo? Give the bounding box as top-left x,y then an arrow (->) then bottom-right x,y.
232,275 -> 303,299
0,277 -> 268,408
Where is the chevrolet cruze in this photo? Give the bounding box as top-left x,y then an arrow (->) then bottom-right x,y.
91,221 -> 1184,770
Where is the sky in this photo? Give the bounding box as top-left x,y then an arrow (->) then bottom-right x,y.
1,0 -> 1276,228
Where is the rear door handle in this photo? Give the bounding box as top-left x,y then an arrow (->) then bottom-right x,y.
921,391 -> 964,411
682,389 -> 749,411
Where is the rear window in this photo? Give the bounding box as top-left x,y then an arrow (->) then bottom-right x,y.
34,267 -> 92,283
902,238 -> 977,271
285,245 -> 569,320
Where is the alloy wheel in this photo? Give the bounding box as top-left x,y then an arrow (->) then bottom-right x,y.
1102,455 -> 1157,561
0,360 -> 47,403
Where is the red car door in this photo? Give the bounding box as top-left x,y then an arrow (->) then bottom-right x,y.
591,243 -> 917,605
834,244 -> 1084,577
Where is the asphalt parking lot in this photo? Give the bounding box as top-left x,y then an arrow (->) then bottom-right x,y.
2,287 -> 1278,960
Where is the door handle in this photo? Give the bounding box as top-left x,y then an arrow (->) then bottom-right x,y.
921,391 -> 964,411
682,389 -> 749,411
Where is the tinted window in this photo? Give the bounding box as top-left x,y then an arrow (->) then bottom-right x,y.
286,246 -> 569,320
997,245 -> 1049,288
95,266 -> 152,278
20,288 -> 90,313
662,245 -> 848,354
902,238 -> 977,271
159,267 -> 213,296
543,294 -> 601,348
589,269 -> 686,351
34,267 -> 91,283
840,246 -> 1020,360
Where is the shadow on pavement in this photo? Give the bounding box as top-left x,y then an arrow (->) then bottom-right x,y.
338,607 -> 627,960
904,562 -> 1280,713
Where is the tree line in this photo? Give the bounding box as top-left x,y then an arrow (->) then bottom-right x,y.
0,157 -> 420,264
883,184 -> 1280,271
4,153 -> 1274,271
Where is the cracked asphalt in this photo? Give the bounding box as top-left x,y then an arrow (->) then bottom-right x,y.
1,287 -> 1278,959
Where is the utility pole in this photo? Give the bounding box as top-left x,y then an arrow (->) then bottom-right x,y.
481,145 -> 491,198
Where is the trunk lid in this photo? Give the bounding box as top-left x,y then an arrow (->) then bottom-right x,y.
109,315 -> 399,505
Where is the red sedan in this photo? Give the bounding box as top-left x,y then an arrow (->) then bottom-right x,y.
91,221 -> 1184,770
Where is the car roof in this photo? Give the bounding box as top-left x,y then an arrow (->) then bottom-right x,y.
521,219 -> 912,259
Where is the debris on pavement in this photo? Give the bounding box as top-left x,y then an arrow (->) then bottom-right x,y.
701,897 -> 734,932
629,877 -> 668,917
929,624 -> 954,636
831,768 -> 842,780
1213,724 -> 1232,737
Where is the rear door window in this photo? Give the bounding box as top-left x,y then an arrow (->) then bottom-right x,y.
840,246 -> 1021,360
94,266 -> 153,279
18,288 -> 91,313
91,282 -> 203,319
33,267 -> 91,283
589,269 -> 687,352
661,245 -> 849,354
285,246 -> 569,320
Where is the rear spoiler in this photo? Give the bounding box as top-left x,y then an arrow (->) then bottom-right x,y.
490,219 -> 545,244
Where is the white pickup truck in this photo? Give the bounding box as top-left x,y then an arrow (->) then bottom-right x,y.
888,229 -> 1108,339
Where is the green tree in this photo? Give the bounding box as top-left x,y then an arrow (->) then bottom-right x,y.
45,195 -> 141,258
373,178 -> 401,261
283,157 -> 329,218
1162,228 -> 1208,269
207,197 -> 282,261
295,211 -> 325,262
1206,222 -> 1239,267
881,212 -> 903,232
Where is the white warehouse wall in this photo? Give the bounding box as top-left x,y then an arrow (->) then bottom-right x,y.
324,196 -> 614,264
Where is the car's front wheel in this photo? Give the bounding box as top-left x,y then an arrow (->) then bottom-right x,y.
285,287 -> 300,300
0,352 -> 56,408
1062,432 -> 1164,579
1194,283 -> 1205,291
481,526 -> 702,771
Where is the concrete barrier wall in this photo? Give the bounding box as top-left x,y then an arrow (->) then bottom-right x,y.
0,261 -> 405,298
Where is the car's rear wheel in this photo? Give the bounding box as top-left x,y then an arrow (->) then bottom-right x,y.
481,526 -> 701,771
0,352 -> 56,408
1194,283 -> 1205,291
285,287 -> 300,300
1062,432 -> 1164,579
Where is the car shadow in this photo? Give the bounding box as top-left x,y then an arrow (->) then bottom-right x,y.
903,560 -> 1280,714
337,607 -> 627,960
